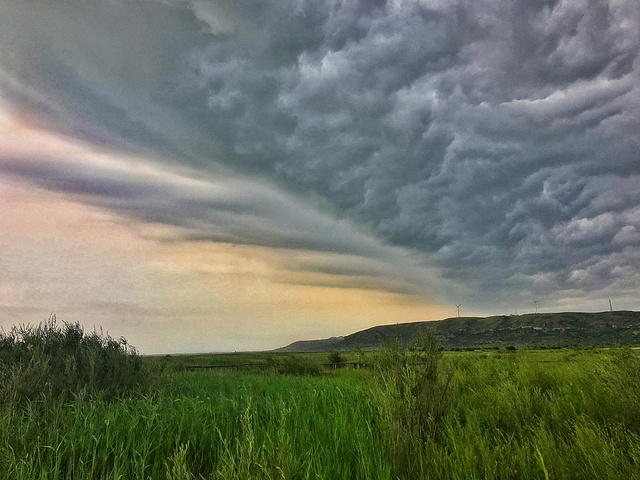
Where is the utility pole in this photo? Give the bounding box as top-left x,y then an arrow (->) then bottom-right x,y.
534,299 -> 538,314
456,304 -> 461,318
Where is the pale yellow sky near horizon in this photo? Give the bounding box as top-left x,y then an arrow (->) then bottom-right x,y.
0,109 -> 452,353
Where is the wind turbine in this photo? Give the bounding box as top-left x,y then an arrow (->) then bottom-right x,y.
456,304 -> 461,318
534,299 -> 538,314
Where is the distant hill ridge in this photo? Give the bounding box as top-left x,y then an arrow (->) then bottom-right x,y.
274,311 -> 640,352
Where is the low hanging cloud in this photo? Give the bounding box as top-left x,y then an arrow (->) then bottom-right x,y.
1,0 -> 639,311
0,149 -> 448,300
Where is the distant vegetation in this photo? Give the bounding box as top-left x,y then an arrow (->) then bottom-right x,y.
2,315 -> 640,478
277,311 -> 640,352
328,350 -> 344,364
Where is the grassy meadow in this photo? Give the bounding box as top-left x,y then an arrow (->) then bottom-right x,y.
2,321 -> 640,479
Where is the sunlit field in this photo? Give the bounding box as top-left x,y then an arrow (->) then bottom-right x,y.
2,321 -> 640,479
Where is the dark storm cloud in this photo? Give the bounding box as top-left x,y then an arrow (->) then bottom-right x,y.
0,155 -> 443,297
1,0 -> 639,309
0,156 -> 379,257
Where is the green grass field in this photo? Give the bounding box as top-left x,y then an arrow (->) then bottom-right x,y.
2,326 -> 640,479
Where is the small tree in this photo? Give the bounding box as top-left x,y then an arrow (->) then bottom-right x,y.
274,355 -> 321,376
328,350 -> 344,364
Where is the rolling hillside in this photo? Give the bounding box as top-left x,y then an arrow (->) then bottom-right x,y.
275,311 -> 640,352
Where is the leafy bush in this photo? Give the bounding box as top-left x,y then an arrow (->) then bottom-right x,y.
272,355 -> 321,376
328,350 -> 344,364
0,315 -> 143,407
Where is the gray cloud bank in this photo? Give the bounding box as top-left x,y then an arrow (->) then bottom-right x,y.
0,154 -> 443,297
1,0 -> 639,310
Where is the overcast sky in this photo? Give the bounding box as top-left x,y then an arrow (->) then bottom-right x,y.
1,0 -> 638,353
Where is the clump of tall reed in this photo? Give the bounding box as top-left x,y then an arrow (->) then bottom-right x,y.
371,332 -> 453,477
0,315 -> 143,408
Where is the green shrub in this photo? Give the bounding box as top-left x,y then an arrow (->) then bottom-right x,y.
0,315 -> 143,407
273,355 -> 321,376
328,350 -> 344,364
